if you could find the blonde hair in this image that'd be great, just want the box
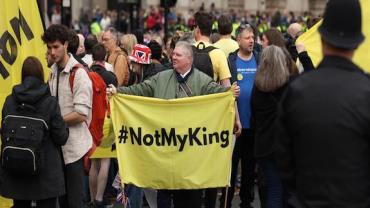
[120,34,138,56]
[255,45,290,92]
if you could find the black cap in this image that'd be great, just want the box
[318,0,365,49]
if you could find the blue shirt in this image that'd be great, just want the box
[236,54,257,128]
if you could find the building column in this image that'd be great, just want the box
[244,0,266,12]
[286,0,309,13]
[142,0,160,8]
[309,0,326,16]
[71,0,107,23]
[71,0,83,23]
[220,0,228,10]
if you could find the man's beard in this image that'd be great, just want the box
[241,47,253,54]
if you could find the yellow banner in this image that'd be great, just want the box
[297,0,370,72]
[0,196,12,208]
[110,92,235,189]
[90,116,117,158]
[0,1,46,206]
[0,0,48,121]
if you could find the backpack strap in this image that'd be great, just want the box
[196,42,207,50]
[113,53,125,68]
[69,64,90,128]
[203,45,216,53]
[195,42,217,53]
[91,61,106,70]
[90,63,105,75]
[69,63,88,94]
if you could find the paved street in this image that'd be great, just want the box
[111,186,261,208]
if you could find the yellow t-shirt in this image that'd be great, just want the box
[213,38,239,57]
[194,41,231,82]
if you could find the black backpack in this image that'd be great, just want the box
[1,103,48,176]
[192,42,216,78]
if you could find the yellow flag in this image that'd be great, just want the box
[297,0,370,72]
[0,1,47,206]
[110,92,235,189]
[0,0,48,121]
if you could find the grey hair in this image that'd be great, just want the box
[175,41,193,59]
[255,45,290,92]
[105,27,119,42]
[236,24,254,39]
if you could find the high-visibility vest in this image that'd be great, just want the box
[232,22,240,38]
[258,23,268,34]
[212,21,218,31]
[90,22,101,35]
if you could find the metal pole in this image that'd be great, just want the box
[36,0,46,29]
[164,0,169,44]
[61,0,64,25]
[224,186,229,208]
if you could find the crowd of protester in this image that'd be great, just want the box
[2,0,370,208]
[65,2,321,40]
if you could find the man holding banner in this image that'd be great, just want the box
[275,0,370,207]
[107,41,239,208]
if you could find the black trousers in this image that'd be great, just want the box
[205,188,218,208]
[157,189,202,208]
[59,158,84,208]
[220,129,256,208]
[13,197,57,208]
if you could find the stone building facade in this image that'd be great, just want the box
[144,0,326,16]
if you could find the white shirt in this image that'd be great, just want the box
[49,55,93,164]
[180,68,192,78]
[82,54,93,66]
[100,17,111,30]
[84,54,114,72]
[51,13,61,25]
[104,62,114,72]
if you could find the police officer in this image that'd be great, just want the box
[275,0,369,207]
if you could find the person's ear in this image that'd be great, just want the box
[64,41,69,51]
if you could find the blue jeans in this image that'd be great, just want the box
[258,157,285,208]
[125,184,144,208]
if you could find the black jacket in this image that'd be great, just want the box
[298,51,315,72]
[228,45,261,84]
[275,56,370,207]
[251,84,286,158]
[227,47,260,83]
[91,63,118,87]
[0,77,68,200]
